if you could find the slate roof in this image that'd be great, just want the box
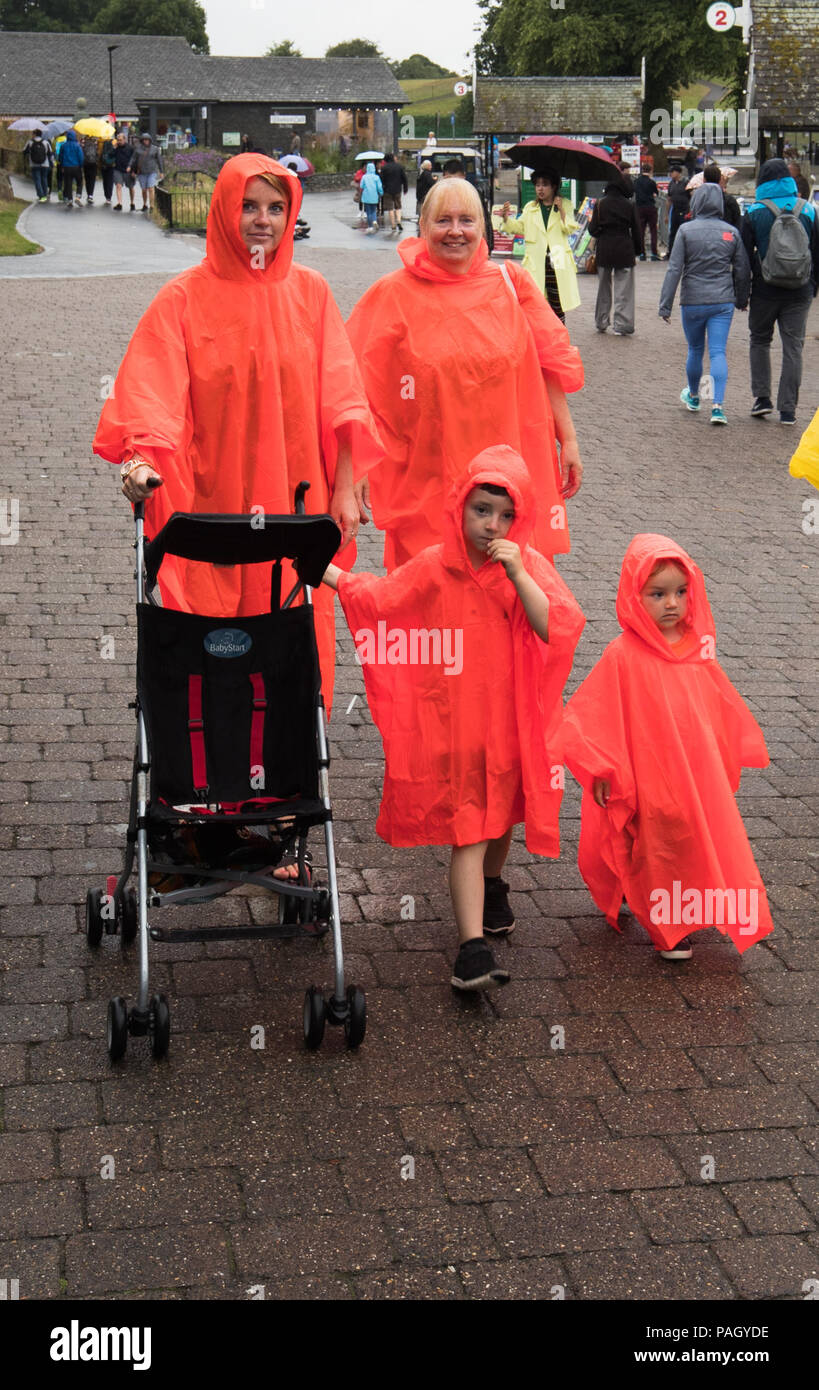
[0,32,205,116]
[750,0,819,126]
[0,32,406,118]
[473,76,643,135]
[198,57,406,106]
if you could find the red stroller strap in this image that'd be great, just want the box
[187,674,208,794]
[249,672,267,785]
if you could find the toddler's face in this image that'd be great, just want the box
[641,562,688,641]
[463,487,515,564]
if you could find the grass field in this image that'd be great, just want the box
[400,76,466,119]
[0,198,42,255]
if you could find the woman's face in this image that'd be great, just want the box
[534,177,556,204]
[239,176,289,263]
[424,199,482,273]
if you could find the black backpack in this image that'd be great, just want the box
[30,139,47,166]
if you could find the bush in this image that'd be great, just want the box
[163,147,228,183]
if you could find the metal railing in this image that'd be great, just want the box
[155,183,211,231]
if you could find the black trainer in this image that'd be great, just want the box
[751,397,773,416]
[451,938,511,991]
[483,876,515,936]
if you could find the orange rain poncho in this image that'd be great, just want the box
[346,236,584,570]
[336,447,585,851]
[93,152,383,706]
[562,534,773,953]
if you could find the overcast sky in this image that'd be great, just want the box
[202,0,481,74]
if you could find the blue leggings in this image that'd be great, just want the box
[680,303,734,404]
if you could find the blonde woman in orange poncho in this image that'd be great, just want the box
[346,177,585,571]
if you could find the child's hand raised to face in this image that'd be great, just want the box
[487,538,523,579]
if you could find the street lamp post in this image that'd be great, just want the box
[107,45,119,120]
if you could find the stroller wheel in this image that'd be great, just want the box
[149,993,171,1059]
[86,888,104,948]
[107,996,128,1061]
[120,888,138,945]
[303,987,326,1050]
[344,986,367,1050]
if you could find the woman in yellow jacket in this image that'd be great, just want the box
[502,169,581,321]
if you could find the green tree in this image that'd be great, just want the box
[0,1,98,29]
[325,38,384,59]
[92,0,209,54]
[474,0,742,121]
[265,40,302,57]
[392,53,455,79]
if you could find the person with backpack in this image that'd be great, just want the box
[100,136,117,205]
[81,134,99,204]
[742,158,819,425]
[23,129,52,201]
[57,129,85,208]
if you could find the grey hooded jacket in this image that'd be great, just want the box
[659,182,750,317]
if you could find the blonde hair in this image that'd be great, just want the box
[419,177,484,235]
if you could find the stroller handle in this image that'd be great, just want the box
[141,506,341,591]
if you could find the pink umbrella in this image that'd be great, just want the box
[687,167,737,190]
[506,136,619,181]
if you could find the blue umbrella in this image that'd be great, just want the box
[42,119,74,141]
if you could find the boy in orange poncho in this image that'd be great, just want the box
[563,534,773,960]
[93,153,383,711]
[322,446,585,990]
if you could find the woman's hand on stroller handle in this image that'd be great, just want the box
[122,463,163,504]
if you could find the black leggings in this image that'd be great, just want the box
[83,163,97,197]
[62,167,82,200]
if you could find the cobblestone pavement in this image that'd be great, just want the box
[1,212,818,1300]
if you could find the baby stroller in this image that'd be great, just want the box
[85,482,365,1060]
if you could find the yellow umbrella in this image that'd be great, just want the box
[74,118,116,140]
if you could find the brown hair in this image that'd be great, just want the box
[254,169,291,206]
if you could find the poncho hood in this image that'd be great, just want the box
[398,233,490,282]
[205,152,303,283]
[690,183,724,218]
[442,445,537,573]
[616,533,715,661]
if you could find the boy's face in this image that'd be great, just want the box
[641,562,688,642]
[462,486,515,566]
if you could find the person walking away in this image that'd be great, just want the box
[658,181,750,425]
[24,129,52,201]
[633,163,661,260]
[589,172,642,334]
[360,160,382,235]
[500,168,581,322]
[741,157,819,425]
[702,163,741,230]
[787,160,811,201]
[100,136,116,205]
[563,533,773,963]
[415,159,435,220]
[57,130,84,208]
[666,166,690,257]
[322,447,584,990]
[380,152,408,235]
[132,133,163,213]
[81,134,99,204]
[112,132,136,211]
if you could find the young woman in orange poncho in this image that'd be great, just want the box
[322,446,585,991]
[346,178,585,571]
[563,534,774,961]
[93,153,383,710]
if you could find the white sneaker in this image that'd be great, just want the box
[658,937,693,961]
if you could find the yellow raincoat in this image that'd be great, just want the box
[501,199,581,313]
[789,407,819,492]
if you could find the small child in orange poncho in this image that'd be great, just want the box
[562,534,773,960]
[322,446,585,990]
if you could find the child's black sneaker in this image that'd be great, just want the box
[451,938,511,991]
[482,875,516,935]
[658,937,693,961]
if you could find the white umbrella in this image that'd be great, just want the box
[8,117,50,131]
[355,150,384,162]
[687,167,737,190]
[281,153,310,174]
[42,119,74,141]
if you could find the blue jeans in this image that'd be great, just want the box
[680,302,734,404]
[32,164,49,197]
[363,202,378,228]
